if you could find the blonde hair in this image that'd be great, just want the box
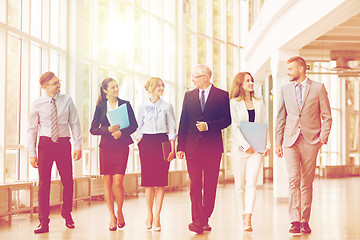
[288,56,307,73]
[229,72,257,100]
[144,77,163,94]
[39,71,55,86]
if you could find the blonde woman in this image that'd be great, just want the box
[135,77,177,231]
[229,72,270,232]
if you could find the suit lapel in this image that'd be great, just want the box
[288,83,300,113]
[193,88,202,112]
[300,79,311,112]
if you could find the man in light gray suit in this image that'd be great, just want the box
[275,56,332,235]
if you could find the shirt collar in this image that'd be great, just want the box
[44,93,59,102]
[199,84,212,95]
[145,97,163,106]
[294,77,308,87]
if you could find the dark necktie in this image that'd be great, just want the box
[200,90,205,112]
[50,98,58,143]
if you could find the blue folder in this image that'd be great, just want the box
[106,103,130,130]
[240,121,267,153]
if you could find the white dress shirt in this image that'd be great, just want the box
[135,98,177,141]
[28,93,82,157]
[198,84,212,104]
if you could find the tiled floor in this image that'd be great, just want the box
[0,177,359,239]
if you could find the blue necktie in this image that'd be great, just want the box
[200,90,205,112]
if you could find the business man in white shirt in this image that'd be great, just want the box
[28,71,82,234]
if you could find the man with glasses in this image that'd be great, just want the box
[28,71,82,233]
[177,64,231,234]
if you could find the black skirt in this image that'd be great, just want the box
[99,145,129,175]
[138,133,170,187]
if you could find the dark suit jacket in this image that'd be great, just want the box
[177,85,231,155]
[90,98,138,148]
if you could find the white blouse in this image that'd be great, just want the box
[135,98,177,141]
[230,98,271,151]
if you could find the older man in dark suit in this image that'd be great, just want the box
[177,64,231,234]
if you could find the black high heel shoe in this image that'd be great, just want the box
[109,217,117,231]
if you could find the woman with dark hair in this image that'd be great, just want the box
[90,78,137,231]
[135,77,177,231]
[229,72,270,232]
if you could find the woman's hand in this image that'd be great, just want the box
[167,151,176,162]
[262,148,270,157]
[108,124,120,133]
[111,130,122,139]
[245,146,255,154]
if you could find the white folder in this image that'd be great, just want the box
[240,121,267,153]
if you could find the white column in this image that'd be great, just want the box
[67,0,84,178]
[271,49,298,201]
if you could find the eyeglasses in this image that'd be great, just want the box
[192,75,205,79]
[46,80,62,86]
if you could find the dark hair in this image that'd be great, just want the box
[96,78,116,105]
[287,56,307,73]
[229,72,256,100]
[39,71,55,86]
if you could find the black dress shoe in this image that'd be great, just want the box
[203,224,212,231]
[34,224,49,234]
[301,222,312,233]
[289,221,301,235]
[188,223,204,234]
[61,212,75,229]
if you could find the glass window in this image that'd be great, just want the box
[83,0,90,57]
[198,36,208,65]
[227,45,235,90]
[29,44,42,103]
[5,150,17,182]
[50,0,60,46]
[31,0,42,39]
[135,10,147,73]
[150,16,162,77]
[150,0,162,17]
[83,63,90,148]
[50,50,59,76]
[213,41,221,87]
[117,72,129,101]
[186,33,192,88]
[198,0,209,36]
[163,23,172,81]
[98,0,109,63]
[6,35,20,145]
[0,0,6,23]
[8,0,20,29]
[227,0,235,43]
[213,0,222,40]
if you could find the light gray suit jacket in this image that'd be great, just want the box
[275,79,332,148]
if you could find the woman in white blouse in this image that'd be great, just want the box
[229,72,270,232]
[135,77,177,231]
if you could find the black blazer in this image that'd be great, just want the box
[90,98,138,148]
[177,85,231,155]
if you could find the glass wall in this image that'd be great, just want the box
[0,0,67,182]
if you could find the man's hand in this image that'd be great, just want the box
[262,148,270,157]
[196,121,207,132]
[111,130,122,139]
[275,146,283,158]
[177,151,185,159]
[73,150,82,161]
[30,157,38,168]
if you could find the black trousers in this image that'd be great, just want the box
[37,137,73,225]
[186,151,222,227]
